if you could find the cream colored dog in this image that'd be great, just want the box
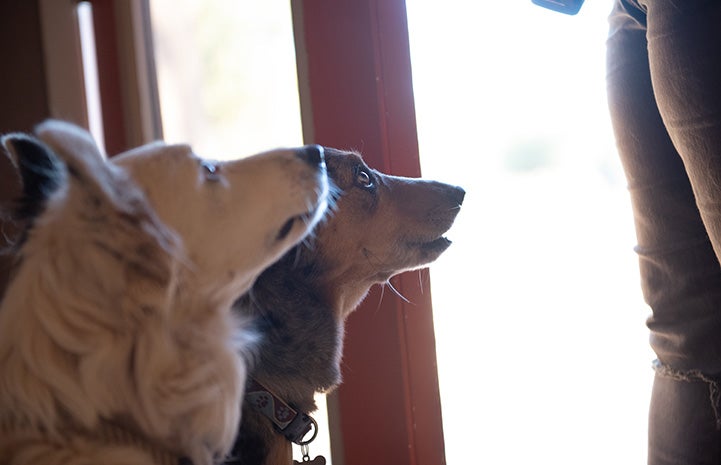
[0,121,329,465]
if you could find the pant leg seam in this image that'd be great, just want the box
[654,359,721,429]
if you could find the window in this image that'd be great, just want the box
[407,2,653,464]
[150,0,303,158]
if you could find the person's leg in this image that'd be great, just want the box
[647,0,721,266]
[649,363,721,465]
[607,0,721,463]
[607,0,721,373]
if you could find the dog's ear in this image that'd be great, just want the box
[34,120,103,158]
[34,120,183,290]
[1,133,65,221]
[33,120,107,184]
[32,120,133,217]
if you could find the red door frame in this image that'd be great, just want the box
[292,2,446,464]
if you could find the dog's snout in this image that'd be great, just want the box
[296,145,325,167]
[452,186,466,206]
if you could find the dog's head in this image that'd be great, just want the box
[230,148,463,460]
[288,148,464,317]
[111,136,329,305]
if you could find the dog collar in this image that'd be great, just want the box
[245,378,318,445]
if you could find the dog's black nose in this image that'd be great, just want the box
[443,185,466,206]
[453,186,466,205]
[296,145,325,167]
[456,186,466,205]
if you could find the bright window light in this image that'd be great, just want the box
[407,2,653,464]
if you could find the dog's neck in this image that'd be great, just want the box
[325,278,377,321]
[232,255,380,465]
[239,274,343,413]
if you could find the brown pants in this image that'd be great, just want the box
[607,0,721,463]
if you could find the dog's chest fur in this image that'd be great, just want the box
[231,257,343,465]
[237,259,343,412]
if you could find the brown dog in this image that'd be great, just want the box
[228,148,464,465]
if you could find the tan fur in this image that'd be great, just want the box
[0,121,329,465]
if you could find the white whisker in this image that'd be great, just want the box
[375,284,385,314]
[386,279,412,304]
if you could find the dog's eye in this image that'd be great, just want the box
[355,168,374,189]
[201,160,221,182]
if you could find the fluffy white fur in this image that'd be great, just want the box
[0,121,328,465]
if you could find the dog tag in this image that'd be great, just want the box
[293,455,326,465]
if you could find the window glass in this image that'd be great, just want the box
[150,0,302,159]
[407,2,653,464]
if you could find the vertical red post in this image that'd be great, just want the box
[293,1,446,464]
